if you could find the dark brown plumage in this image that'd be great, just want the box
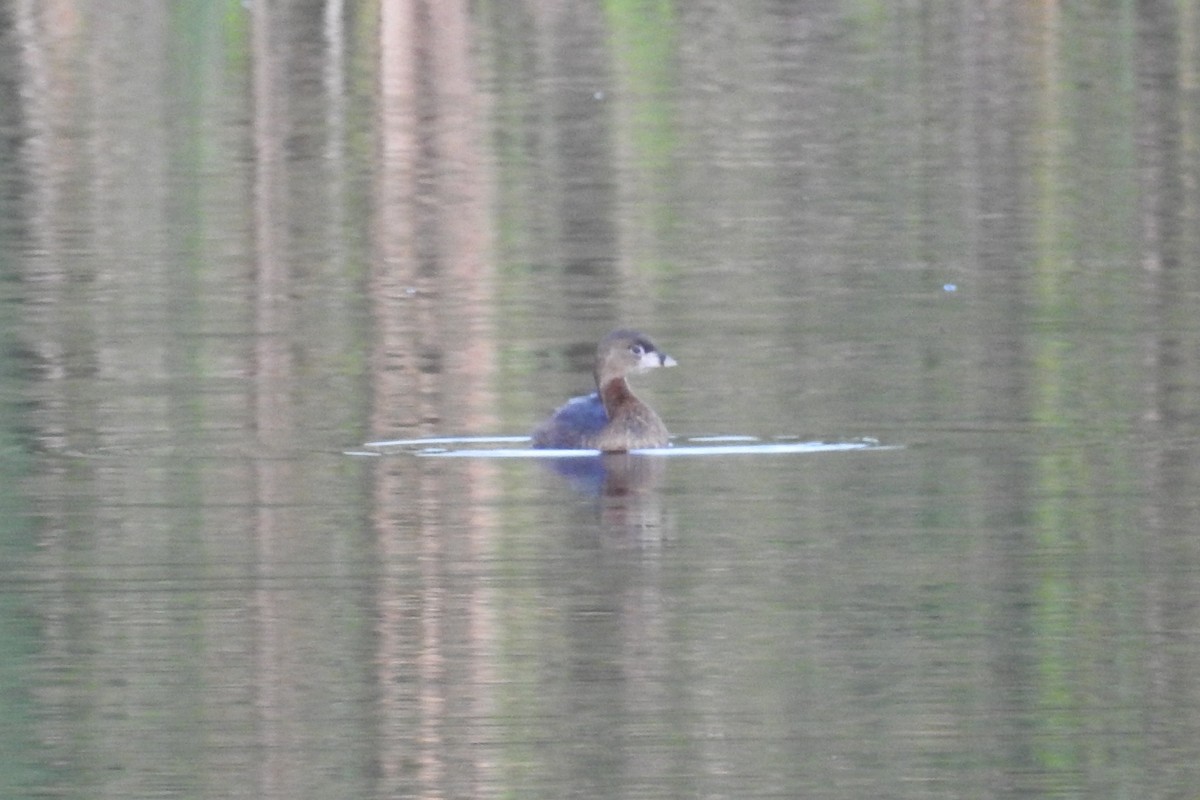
[531,329,677,451]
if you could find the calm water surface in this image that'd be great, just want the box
[2,2,1200,798]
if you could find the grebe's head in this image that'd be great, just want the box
[593,329,676,385]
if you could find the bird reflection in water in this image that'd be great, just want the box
[540,452,671,545]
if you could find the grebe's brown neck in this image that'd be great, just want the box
[597,375,638,418]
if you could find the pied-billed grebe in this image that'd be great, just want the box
[531,329,677,451]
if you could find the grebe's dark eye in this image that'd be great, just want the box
[629,343,645,356]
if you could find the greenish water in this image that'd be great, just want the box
[2,1,1199,798]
